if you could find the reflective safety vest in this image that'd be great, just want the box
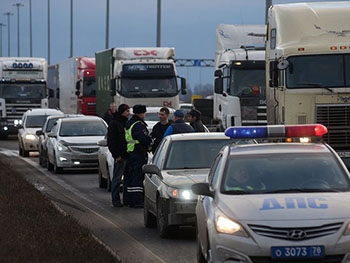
[125,121,140,153]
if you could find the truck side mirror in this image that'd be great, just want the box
[214,77,223,94]
[75,81,81,96]
[269,60,279,87]
[214,69,223,77]
[110,79,116,96]
[180,77,187,95]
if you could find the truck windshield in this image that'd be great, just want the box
[229,68,266,98]
[286,54,350,89]
[0,83,46,99]
[120,77,178,98]
[83,78,96,97]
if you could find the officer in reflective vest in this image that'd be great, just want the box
[124,104,152,208]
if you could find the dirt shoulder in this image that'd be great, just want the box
[0,156,120,263]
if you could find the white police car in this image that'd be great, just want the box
[192,124,350,263]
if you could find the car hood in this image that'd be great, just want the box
[217,192,350,221]
[161,169,210,188]
[59,136,106,145]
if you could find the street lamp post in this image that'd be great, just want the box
[70,0,73,57]
[106,0,109,49]
[156,0,161,47]
[4,12,13,56]
[13,3,24,57]
[48,0,50,64]
[0,23,6,57]
[29,0,32,57]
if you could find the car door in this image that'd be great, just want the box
[144,137,170,213]
[46,122,59,164]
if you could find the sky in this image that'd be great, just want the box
[0,0,343,87]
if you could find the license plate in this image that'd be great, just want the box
[271,246,325,259]
[337,151,350,158]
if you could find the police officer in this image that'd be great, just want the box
[125,104,152,208]
[163,109,194,137]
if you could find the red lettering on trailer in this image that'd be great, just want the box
[163,101,172,107]
[134,50,158,56]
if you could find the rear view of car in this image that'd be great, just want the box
[46,116,107,173]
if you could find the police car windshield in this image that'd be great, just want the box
[221,153,350,194]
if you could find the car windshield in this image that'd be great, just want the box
[26,115,49,128]
[221,152,350,194]
[59,121,107,137]
[164,139,232,169]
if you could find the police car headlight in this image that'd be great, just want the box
[215,214,249,237]
[167,187,196,200]
[24,133,37,141]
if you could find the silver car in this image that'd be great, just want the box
[192,125,350,263]
[46,116,107,173]
[142,132,255,238]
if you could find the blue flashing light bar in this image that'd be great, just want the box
[225,124,328,139]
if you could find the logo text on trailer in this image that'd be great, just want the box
[134,50,158,56]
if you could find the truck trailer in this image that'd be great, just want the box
[213,24,267,130]
[95,47,186,116]
[0,57,49,138]
[266,2,350,168]
[48,57,96,115]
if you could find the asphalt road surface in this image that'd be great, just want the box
[0,137,196,263]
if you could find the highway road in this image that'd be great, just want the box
[0,137,196,263]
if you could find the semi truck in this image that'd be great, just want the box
[95,47,186,116]
[266,2,350,168]
[48,57,96,115]
[0,57,49,138]
[213,24,267,131]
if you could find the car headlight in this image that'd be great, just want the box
[24,133,37,141]
[167,187,196,200]
[215,214,249,237]
[57,141,70,152]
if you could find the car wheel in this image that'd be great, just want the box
[196,230,207,263]
[107,176,112,192]
[23,150,29,157]
[39,149,44,166]
[52,153,63,174]
[157,196,177,238]
[144,197,157,228]
[18,143,23,157]
[47,157,54,171]
[98,167,107,188]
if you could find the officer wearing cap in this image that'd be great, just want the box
[125,104,152,208]
[163,109,194,137]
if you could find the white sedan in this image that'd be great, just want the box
[46,116,107,174]
[192,124,350,263]
[142,132,255,238]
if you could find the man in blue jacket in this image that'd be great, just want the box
[163,109,194,137]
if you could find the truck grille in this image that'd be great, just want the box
[316,105,350,149]
[6,103,42,125]
[241,105,267,126]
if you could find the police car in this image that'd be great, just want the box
[192,124,350,263]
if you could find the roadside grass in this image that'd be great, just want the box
[0,158,119,263]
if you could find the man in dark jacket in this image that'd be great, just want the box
[125,104,153,208]
[107,104,130,207]
[163,109,194,137]
[150,107,172,153]
[187,108,206,132]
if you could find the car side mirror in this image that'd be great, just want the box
[191,182,214,198]
[36,130,43,136]
[142,164,163,179]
